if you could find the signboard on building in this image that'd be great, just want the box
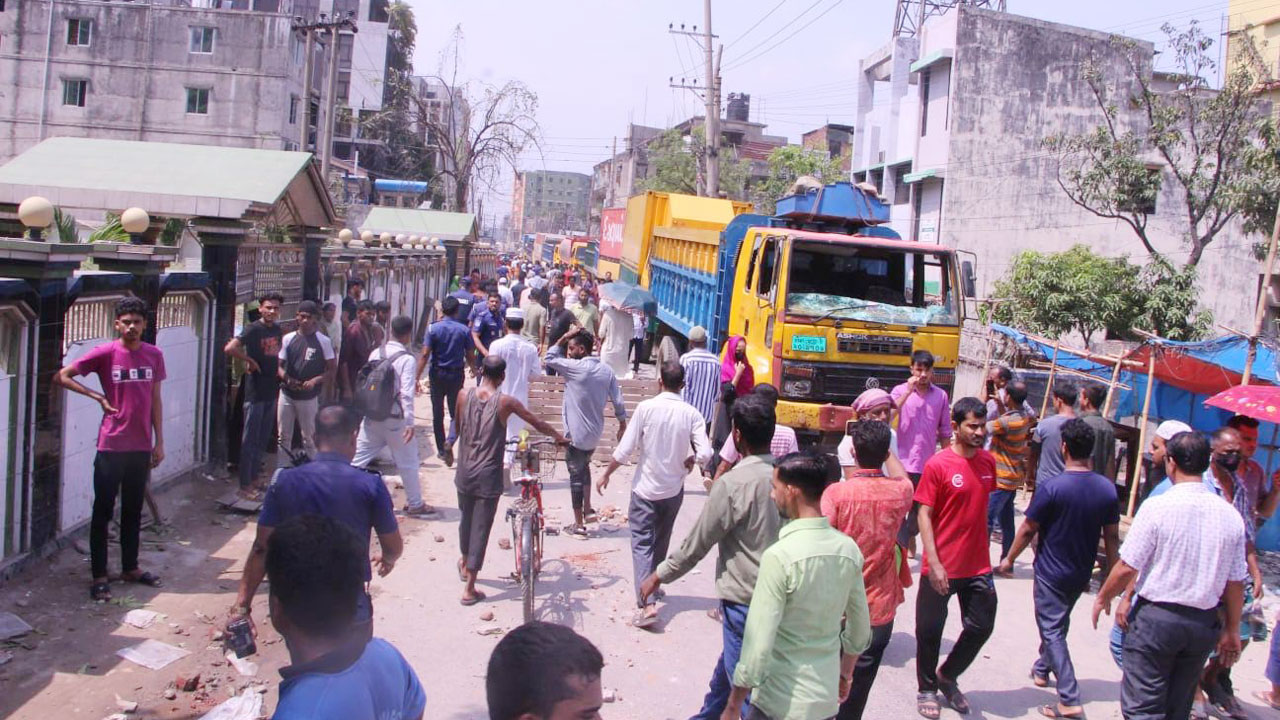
[600,208,625,260]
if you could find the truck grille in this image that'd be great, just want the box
[836,333,914,356]
[782,361,955,406]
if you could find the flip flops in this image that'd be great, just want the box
[123,571,162,588]
[90,582,111,602]
[1038,705,1084,719]
[460,590,486,606]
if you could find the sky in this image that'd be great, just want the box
[405,0,1251,227]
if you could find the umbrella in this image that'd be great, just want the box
[598,281,657,315]
[1204,385,1280,424]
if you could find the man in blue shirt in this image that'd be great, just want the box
[267,514,425,720]
[229,406,402,639]
[450,277,477,320]
[998,419,1119,719]
[417,296,475,467]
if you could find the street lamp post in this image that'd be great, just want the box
[121,207,150,245]
[18,196,54,242]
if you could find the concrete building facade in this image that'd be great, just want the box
[802,123,854,171]
[852,6,1260,358]
[512,170,590,235]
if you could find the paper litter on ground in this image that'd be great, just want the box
[225,651,259,677]
[199,689,263,720]
[0,611,32,640]
[122,609,160,629]
[115,639,190,670]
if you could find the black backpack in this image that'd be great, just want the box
[354,350,410,421]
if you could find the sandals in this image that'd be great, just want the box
[631,608,659,630]
[460,590,486,606]
[938,677,971,715]
[123,571,162,588]
[917,692,941,719]
[1253,690,1280,711]
[90,582,112,602]
[1038,705,1084,719]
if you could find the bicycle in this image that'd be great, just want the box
[505,432,560,623]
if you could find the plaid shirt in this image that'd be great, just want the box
[1120,482,1248,610]
[1203,468,1256,545]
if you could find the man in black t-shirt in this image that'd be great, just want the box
[224,292,285,497]
[276,300,336,468]
[341,278,364,325]
[544,291,576,375]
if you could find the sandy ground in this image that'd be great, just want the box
[3,392,1280,719]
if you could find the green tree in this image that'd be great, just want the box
[751,145,845,214]
[360,2,436,181]
[991,245,1211,343]
[637,128,749,200]
[1044,22,1280,266]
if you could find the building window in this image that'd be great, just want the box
[369,0,389,23]
[190,27,215,54]
[185,87,210,115]
[67,18,92,47]
[920,68,931,137]
[289,96,298,124]
[62,79,87,107]
[893,165,912,205]
[1118,167,1161,214]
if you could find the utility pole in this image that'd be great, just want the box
[669,12,721,197]
[297,26,315,150]
[608,136,617,207]
[291,12,357,181]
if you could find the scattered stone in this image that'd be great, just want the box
[122,609,160,629]
[475,625,503,636]
[0,650,13,666]
[15,598,30,608]
[428,556,437,562]
[163,689,177,700]
[0,611,33,640]
[498,538,511,550]
[177,673,201,692]
[433,534,445,543]
[479,611,494,622]
[73,539,90,555]
[603,689,618,703]
[103,714,128,720]
[115,695,138,713]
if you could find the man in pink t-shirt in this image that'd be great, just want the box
[56,297,166,603]
[890,350,952,550]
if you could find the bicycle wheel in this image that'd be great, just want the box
[520,513,536,623]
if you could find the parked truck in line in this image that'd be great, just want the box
[623,182,972,443]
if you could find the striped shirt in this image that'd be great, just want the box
[721,425,799,464]
[988,410,1033,490]
[680,348,722,424]
[1121,482,1247,610]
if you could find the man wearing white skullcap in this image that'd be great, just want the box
[488,307,541,484]
[1144,420,1195,499]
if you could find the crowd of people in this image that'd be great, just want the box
[56,256,1280,719]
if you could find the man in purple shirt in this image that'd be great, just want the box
[890,350,952,550]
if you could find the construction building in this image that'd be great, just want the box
[511,170,591,235]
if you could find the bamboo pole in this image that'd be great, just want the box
[1101,358,1124,419]
[1243,196,1280,385]
[1027,360,1131,390]
[979,324,997,405]
[1127,347,1159,518]
[1039,341,1061,419]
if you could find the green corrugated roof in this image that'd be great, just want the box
[0,137,312,204]
[361,207,477,239]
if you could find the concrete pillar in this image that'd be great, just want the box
[302,228,328,302]
[192,219,249,467]
[89,243,180,345]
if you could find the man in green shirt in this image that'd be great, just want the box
[640,394,782,719]
[1077,382,1116,479]
[726,451,872,720]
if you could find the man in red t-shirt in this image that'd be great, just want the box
[914,396,998,719]
[55,297,166,603]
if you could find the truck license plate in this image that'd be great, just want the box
[791,335,827,353]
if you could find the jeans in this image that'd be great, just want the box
[838,620,894,720]
[240,398,277,489]
[352,416,424,507]
[693,600,751,720]
[457,491,500,572]
[1121,599,1220,720]
[90,451,150,579]
[916,573,998,692]
[628,491,684,608]
[1032,576,1084,706]
[896,473,923,546]
[566,445,594,516]
[987,488,1016,559]
[1267,619,1280,686]
[276,394,318,468]
[429,371,464,454]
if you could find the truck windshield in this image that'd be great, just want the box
[785,242,959,327]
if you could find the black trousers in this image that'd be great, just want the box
[429,371,464,455]
[896,473,923,546]
[91,451,151,579]
[838,620,895,720]
[916,573,998,692]
[630,337,644,371]
[457,491,500,573]
[1121,599,1220,720]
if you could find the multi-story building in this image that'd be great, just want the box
[802,123,854,171]
[0,0,388,168]
[851,5,1259,350]
[411,76,469,209]
[589,123,664,225]
[511,170,590,235]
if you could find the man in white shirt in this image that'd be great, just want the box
[351,316,433,517]
[1094,430,1247,720]
[598,361,712,629]
[276,300,336,467]
[487,308,542,486]
[496,276,514,307]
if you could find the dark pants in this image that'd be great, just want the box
[1033,576,1084,706]
[693,600,751,720]
[896,472,923,546]
[838,620,895,720]
[1121,599,1220,720]
[239,397,277,489]
[629,490,683,607]
[987,489,1016,559]
[916,573,998,692]
[457,491,499,573]
[429,371,464,454]
[566,445,594,516]
[630,337,644,372]
[91,451,151,579]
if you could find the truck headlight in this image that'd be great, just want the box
[783,379,812,396]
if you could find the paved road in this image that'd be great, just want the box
[3,391,1278,719]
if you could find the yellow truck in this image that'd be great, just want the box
[625,182,971,442]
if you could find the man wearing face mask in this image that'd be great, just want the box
[1197,427,1264,720]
